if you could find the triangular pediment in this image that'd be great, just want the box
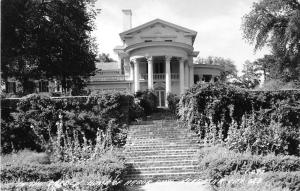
[120,19,197,40]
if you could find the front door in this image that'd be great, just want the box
[155,90,165,107]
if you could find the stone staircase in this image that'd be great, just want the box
[123,118,204,181]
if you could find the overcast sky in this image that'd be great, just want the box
[92,0,269,72]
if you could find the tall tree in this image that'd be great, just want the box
[196,56,238,81]
[242,0,300,81]
[98,53,115,62]
[1,0,98,94]
[233,60,262,89]
[253,54,278,81]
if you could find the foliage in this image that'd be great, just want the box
[242,0,300,81]
[233,60,261,89]
[196,56,238,81]
[1,0,98,94]
[226,107,300,155]
[167,93,180,114]
[2,150,50,166]
[218,171,299,191]
[135,90,158,116]
[1,92,138,153]
[257,79,300,90]
[198,145,300,185]
[253,55,279,81]
[1,149,126,185]
[98,53,116,62]
[179,83,300,155]
[263,171,300,191]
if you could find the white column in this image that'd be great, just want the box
[147,56,153,90]
[179,58,185,94]
[165,56,171,107]
[189,66,194,87]
[184,62,189,88]
[125,57,133,80]
[133,59,140,92]
[130,62,134,80]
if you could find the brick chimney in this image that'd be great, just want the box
[122,9,132,31]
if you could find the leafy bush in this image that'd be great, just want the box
[179,82,300,155]
[167,93,180,114]
[1,149,125,183]
[263,171,300,191]
[135,90,158,116]
[1,92,138,153]
[2,150,50,166]
[227,106,300,155]
[218,171,299,191]
[198,146,300,185]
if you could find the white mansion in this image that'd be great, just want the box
[4,10,223,107]
[88,10,224,107]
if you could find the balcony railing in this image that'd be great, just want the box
[91,75,126,81]
[140,73,179,81]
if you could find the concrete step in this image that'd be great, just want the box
[124,172,205,181]
[126,160,199,168]
[124,150,198,157]
[127,165,201,173]
[124,145,201,150]
[126,154,197,162]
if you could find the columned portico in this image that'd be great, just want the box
[147,56,153,90]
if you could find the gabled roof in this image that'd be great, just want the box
[120,18,197,41]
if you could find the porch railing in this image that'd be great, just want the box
[91,75,126,81]
[140,73,179,81]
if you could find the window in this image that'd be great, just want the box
[39,80,49,92]
[165,40,172,42]
[144,40,152,42]
[6,82,16,93]
[202,75,212,82]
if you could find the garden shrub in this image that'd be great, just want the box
[1,150,50,165]
[1,91,138,153]
[167,93,180,114]
[198,146,300,185]
[179,82,300,155]
[1,149,125,183]
[218,171,299,191]
[227,105,300,155]
[135,90,158,116]
[263,171,300,191]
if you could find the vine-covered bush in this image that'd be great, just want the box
[227,103,300,155]
[179,82,300,155]
[1,92,140,153]
[167,93,180,114]
[135,90,158,116]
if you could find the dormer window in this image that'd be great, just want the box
[165,40,172,42]
[144,40,152,42]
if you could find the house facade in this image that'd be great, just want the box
[88,10,224,107]
[3,10,224,107]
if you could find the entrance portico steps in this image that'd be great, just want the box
[123,116,204,181]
